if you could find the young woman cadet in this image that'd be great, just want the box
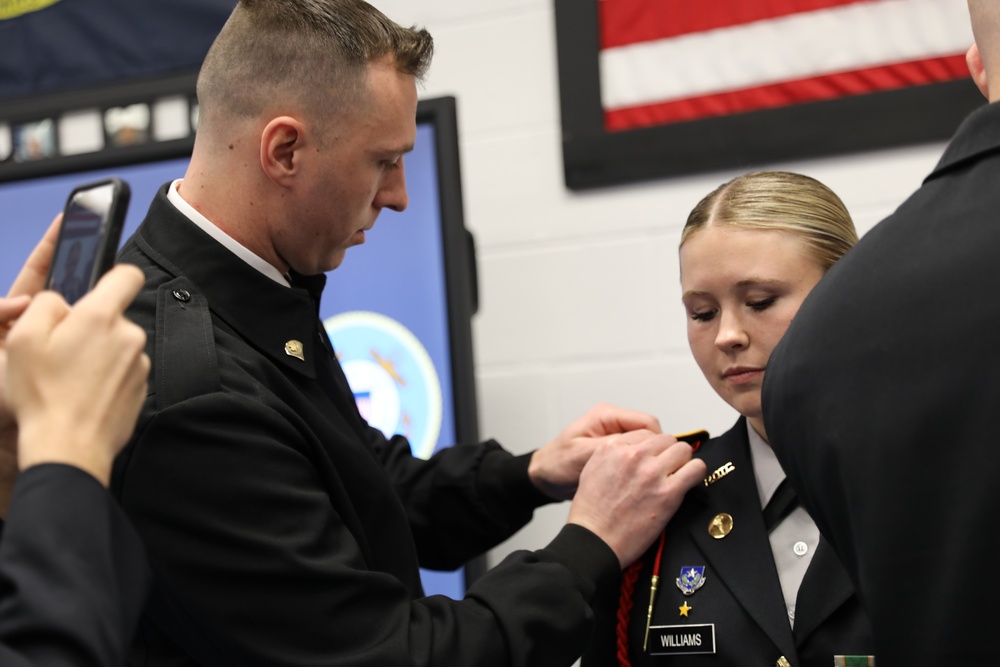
[583,171,874,667]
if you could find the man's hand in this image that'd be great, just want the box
[528,403,662,500]
[567,432,707,568]
[6,213,61,302]
[0,297,32,428]
[6,265,149,487]
[0,214,61,516]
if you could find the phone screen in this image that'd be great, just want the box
[48,180,125,304]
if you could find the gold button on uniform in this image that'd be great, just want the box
[708,513,733,539]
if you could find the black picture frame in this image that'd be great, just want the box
[554,0,986,191]
[0,72,201,183]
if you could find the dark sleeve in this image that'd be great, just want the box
[372,427,555,569]
[0,464,150,667]
[117,392,619,667]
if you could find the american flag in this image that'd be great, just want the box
[599,0,974,132]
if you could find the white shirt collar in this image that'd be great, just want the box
[746,420,787,510]
[166,179,290,287]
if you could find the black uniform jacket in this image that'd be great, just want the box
[0,464,150,667]
[764,100,1000,665]
[111,186,620,667]
[583,420,873,667]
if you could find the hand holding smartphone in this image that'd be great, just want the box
[45,178,130,305]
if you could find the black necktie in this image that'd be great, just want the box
[762,479,799,533]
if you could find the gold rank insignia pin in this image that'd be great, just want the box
[679,601,691,617]
[704,461,735,486]
[285,340,305,361]
[708,513,733,539]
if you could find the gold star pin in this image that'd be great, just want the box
[679,601,692,617]
[284,340,305,361]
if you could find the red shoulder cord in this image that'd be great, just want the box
[615,531,666,667]
[614,433,704,667]
[615,559,643,667]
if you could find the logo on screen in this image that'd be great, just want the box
[324,311,442,459]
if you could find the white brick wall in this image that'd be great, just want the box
[369,0,950,578]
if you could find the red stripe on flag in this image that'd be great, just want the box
[600,0,872,50]
[603,54,970,132]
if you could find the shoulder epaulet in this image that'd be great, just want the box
[674,429,710,453]
[154,277,220,409]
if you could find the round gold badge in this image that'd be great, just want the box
[708,513,733,539]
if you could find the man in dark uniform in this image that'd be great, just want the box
[0,218,152,666]
[110,2,708,666]
[763,2,999,664]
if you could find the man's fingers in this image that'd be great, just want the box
[604,428,665,448]
[666,456,709,490]
[570,436,705,567]
[7,292,71,344]
[79,265,145,314]
[587,403,663,435]
[7,214,61,299]
[656,439,696,471]
[0,296,31,329]
[652,441,708,488]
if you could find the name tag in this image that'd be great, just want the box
[647,624,716,655]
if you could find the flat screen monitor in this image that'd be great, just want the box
[0,94,479,599]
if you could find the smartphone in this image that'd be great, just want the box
[45,178,130,305]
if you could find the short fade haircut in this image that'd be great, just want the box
[196,0,433,125]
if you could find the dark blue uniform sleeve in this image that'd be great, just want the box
[0,464,150,667]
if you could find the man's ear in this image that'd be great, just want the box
[260,116,306,186]
[967,43,990,100]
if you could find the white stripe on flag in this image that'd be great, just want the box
[599,0,973,111]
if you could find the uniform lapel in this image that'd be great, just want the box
[290,272,374,447]
[134,196,376,457]
[688,421,798,660]
[791,536,855,644]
